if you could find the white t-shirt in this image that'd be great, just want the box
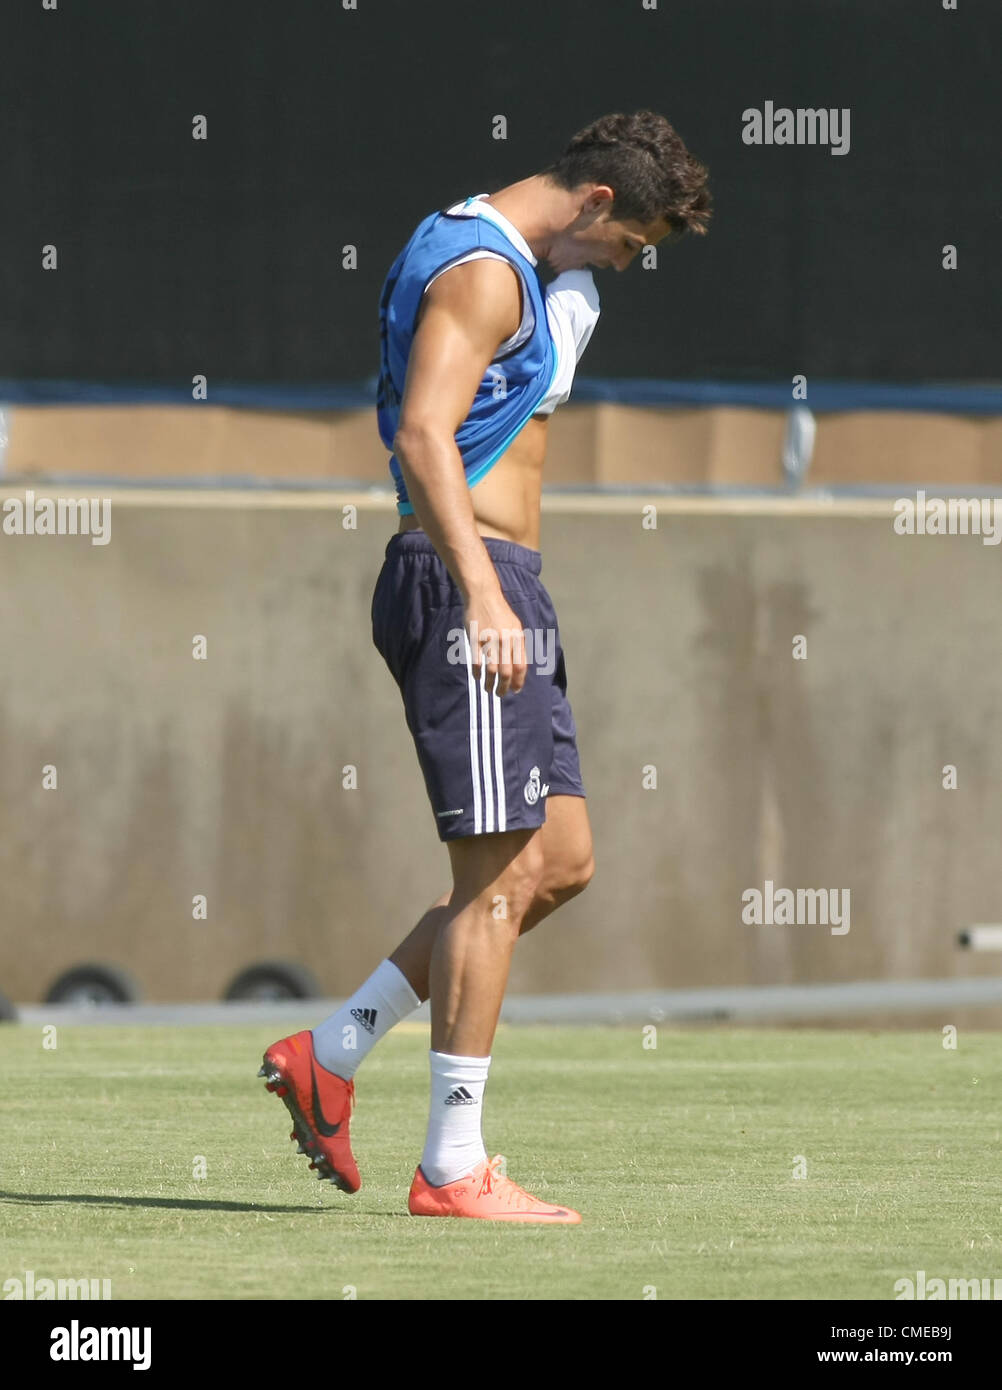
[424,195,600,417]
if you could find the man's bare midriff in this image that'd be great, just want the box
[397,414,548,552]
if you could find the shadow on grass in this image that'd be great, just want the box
[0,1190,407,1217]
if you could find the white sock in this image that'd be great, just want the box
[420,1051,491,1186]
[311,959,420,1080]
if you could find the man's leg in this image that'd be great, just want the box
[308,798,593,1084]
[385,895,451,1005]
[261,537,587,1212]
[430,827,542,1054]
[409,822,580,1219]
[310,955,422,1079]
[388,795,594,1001]
[516,795,594,936]
[413,827,539,1190]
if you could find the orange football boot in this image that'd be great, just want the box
[258,1030,360,1193]
[408,1155,581,1223]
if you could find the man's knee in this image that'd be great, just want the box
[539,846,595,911]
[498,840,547,925]
[451,831,545,932]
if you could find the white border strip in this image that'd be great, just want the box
[0,486,903,519]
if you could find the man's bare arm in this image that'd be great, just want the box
[392,257,528,694]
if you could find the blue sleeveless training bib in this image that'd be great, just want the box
[376,200,557,515]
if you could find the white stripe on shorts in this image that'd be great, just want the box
[464,632,483,835]
[479,674,494,833]
[464,631,506,834]
[492,686,506,831]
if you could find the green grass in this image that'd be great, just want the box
[0,1024,999,1300]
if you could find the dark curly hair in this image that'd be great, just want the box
[541,110,712,237]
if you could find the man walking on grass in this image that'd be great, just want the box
[260,110,711,1221]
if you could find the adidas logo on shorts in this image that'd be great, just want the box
[444,1086,477,1106]
[350,1007,378,1035]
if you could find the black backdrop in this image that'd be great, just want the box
[4,0,1001,387]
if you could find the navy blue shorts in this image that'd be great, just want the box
[371,531,585,841]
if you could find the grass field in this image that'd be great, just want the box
[1,1023,998,1300]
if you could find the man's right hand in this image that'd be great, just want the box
[464,588,527,697]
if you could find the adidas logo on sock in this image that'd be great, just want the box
[350,1007,378,1035]
[444,1086,477,1106]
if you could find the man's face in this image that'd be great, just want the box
[545,187,674,274]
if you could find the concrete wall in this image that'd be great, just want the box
[1,489,1000,1003]
[8,404,1002,488]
